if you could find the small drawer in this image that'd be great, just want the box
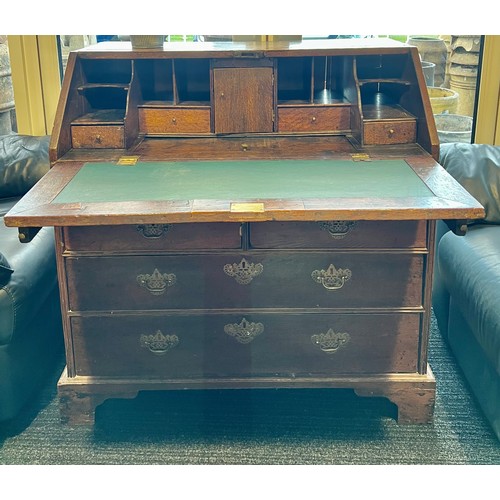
[63,223,242,252]
[69,312,420,378]
[65,252,424,311]
[139,107,211,134]
[278,106,351,133]
[71,125,125,148]
[249,220,427,249]
[363,120,416,145]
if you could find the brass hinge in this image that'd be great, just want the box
[117,156,140,165]
[351,153,371,162]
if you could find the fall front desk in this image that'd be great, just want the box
[4,39,484,425]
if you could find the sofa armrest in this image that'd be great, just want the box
[0,135,50,199]
[439,143,500,224]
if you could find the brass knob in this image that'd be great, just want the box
[94,135,102,144]
[172,117,177,124]
[311,116,316,122]
[220,92,225,98]
[241,143,249,151]
[388,129,395,137]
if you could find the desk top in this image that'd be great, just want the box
[53,160,433,204]
[4,156,484,227]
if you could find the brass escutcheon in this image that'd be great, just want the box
[137,268,177,295]
[224,318,264,344]
[317,220,356,239]
[140,330,179,355]
[311,264,352,290]
[224,258,263,285]
[136,224,171,239]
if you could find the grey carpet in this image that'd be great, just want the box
[1,314,499,465]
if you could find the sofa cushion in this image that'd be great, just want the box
[0,134,50,199]
[439,143,500,224]
[438,224,500,374]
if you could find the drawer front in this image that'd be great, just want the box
[278,106,351,132]
[63,223,242,252]
[71,125,125,148]
[138,107,211,134]
[70,312,420,377]
[250,220,427,249]
[65,252,424,311]
[363,120,416,145]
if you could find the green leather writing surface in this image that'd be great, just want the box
[53,160,434,204]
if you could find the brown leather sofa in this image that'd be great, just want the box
[0,134,63,421]
[433,142,500,441]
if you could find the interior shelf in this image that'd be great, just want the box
[77,83,130,92]
[358,79,412,86]
[139,100,211,108]
[362,104,416,121]
[72,109,125,125]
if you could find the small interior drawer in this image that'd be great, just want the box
[139,107,211,134]
[71,125,125,148]
[278,106,351,133]
[363,119,416,145]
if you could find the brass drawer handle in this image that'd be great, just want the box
[136,224,171,239]
[317,220,356,239]
[311,329,350,353]
[140,330,179,355]
[224,257,263,285]
[311,264,352,290]
[224,318,264,344]
[94,134,102,144]
[137,268,177,295]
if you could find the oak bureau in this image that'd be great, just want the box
[4,38,484,425]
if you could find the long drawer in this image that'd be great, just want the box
[70,312,421,377]
[64,252,424,311]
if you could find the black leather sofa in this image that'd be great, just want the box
[0,134,63,421]
[433,142,500,441]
